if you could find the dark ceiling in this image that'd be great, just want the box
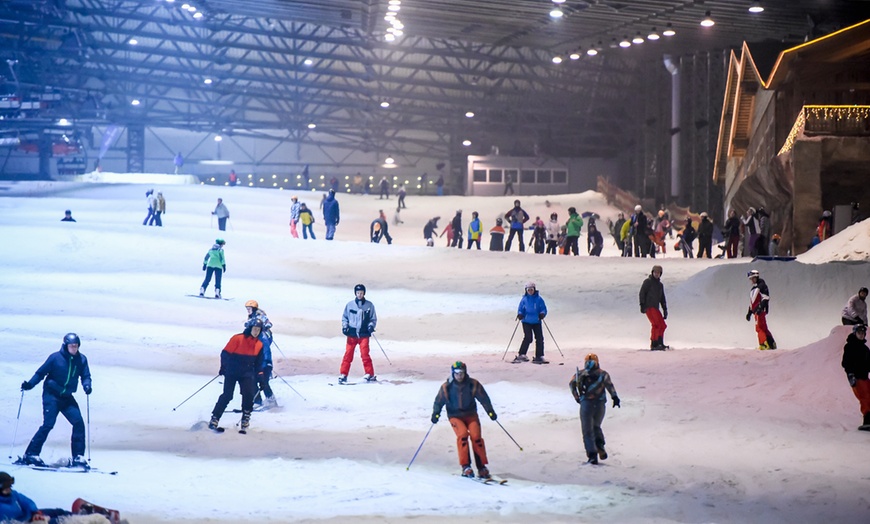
[1,0,869,162]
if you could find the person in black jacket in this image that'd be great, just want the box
[723,210,741,258]
[431,361,497,479]
[570,353,620,464]
[639,265,668,350]
[677,218,695,258]
[450,210,463,248]
[842,324,870,431]
[18,333,92,468]
[423,216,440,247]
[696,212,714,258]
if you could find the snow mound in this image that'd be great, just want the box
[799,218,870,263]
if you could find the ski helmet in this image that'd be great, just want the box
[354,284,366,294]
[747,269,760,279]
[451,361,467,374]
[63,333,80,348]
[245,318,264,331]
[245,300,259,309]
[215,238,226,245]
[854,324,867,335]
[859,287,868,295]
[584,353,599,366]
[496,218,503,225]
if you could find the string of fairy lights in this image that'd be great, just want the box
[779,105,870,155]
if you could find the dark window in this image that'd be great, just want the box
[521,169,536,183]
[553,170,568,184]
[489,169,503,182]
[537,170,551,184]
[505,169,518,183]
[473,169,487,182]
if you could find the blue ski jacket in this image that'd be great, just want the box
[0,490,38,522]
[517,291,548,325]
[24,346,92,397]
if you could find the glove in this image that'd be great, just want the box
[219,367,225,376]
[222,265,226,272]
[574,397,581,405]
[847,373,857,387]
[21,381,33,391]
[84,385,92,395]
[662,309,668,320]
[488,412,497,421]
[202,264,207,271]
[746,309,752,322]
[368,324,375,334]
[431,413,440,424]
[538,313,546,320]
[342,326,351,336]
[516,314,524,320]
[612,397,621,408]
[640,306,646,314]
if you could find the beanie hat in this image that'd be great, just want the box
[0,472,13,490]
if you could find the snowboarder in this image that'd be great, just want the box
[212,197,230,231]
[322,189,340,240]
[423,216,440,247]
[489,218,505,251]
[17,333,92,468]
[512,282,549,364]
[289,196,301,238]
[639,265,668,350]
[200,238,226,298]
[431,361,498,479]
[339,284,378,384]
[842,324,870,431]
[746,269,776,350]
[504,200,529,252]
[467,211,482,250]
[587,223,603,256]
[246,300,276,408]
[569,353,621,464]
[841,287,868,326]
[209,319,265,433]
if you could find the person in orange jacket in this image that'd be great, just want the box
[209,319,264,433]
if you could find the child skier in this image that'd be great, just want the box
[245,300,276,408]
[200,238,226,298]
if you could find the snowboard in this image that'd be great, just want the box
[72,497,121,524]
[186,294,233,301]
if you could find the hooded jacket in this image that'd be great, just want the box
[220,330,264,378]
[24,345,92,397]
[842,294,868,325]
[518,290,547,325]
[0,489,38,522]
[842,333,870,381]
[203,244,226,269]
[639,273,667,313]
[322,193,340,225]
[433,374,494,419]
[570,365,618,403]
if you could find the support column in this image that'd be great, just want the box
[127,124,145,173]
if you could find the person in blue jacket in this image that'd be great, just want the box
[322,188,340,240]
[0,471,73,522]
[512,282,549,364]
[18,333,92,468]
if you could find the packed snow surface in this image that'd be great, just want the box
[1,180,869,523]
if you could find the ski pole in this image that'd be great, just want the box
[172,374,220,411]
[272,372,306,401]
[86,394,91,463]
[501,319,520,361]
[372,334,393,365]
[8,390,24,459]
[270,338,289,360]
[495,419,523,451]
[542,319,565,358]
[406,422,435,470]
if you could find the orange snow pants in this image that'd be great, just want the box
[852,379,870,415]
[340,336,374,376]
[449,414,488,468]
[645,307,667,341]
[754,312,773,346]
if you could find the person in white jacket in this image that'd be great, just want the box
[842,287,869,326]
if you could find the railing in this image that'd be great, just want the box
[779,105,870,155]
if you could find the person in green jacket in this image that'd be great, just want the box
[200,238,226,298]
[564,207,583,256]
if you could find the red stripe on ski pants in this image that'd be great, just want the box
[645,307,667,341]
[340,336,373,376]
[449,414,488,468]
[754,312,772,346]
[289,219,299,238]
[852,379,870,416]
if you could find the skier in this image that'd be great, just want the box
[489,217,505,251]
[339,284,378,384]
[209,319,265,433]
[546,213,560,254]
[841,287,868,326]
[322,189,340,240]
[842,324,870,431]
[17,333,92,468]
[61,210,76,222]
[512,282,549,364]
[569,353,621,464]
[503,200,529,252]
[299,203,316,239]
[200,238,226,298]
[378,176,390,199]
[466,211,482,250]
[246,300,276,408]
[677,218,695,258]
[211,197,230,232]
[587,223,603,256]
[423,216,440,247]
[431,361,497,479]
[370,211,392,244]
[142,189,155,226]
[639,265,668,350]
[450,210,463,248]
[746,269,776,350]
[529,217,546,254]
[564,207,583,256]
[289,195,301,238]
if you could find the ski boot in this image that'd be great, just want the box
[477,467,491,479]
[337,375,348,384]
[511,354,529,363]
[597,445,608,460]
[215,288,221,299]
[757,341,771,351]
[17,454,46,467]
[586,453,599,465]
[208,415,224,433]
[70,455,90,469]
[461,465,475,478]
[860,412,870,431]
[240,411,251,432]
[532,356,549,364]
[264,395,278,408]
[363,374,377,383]
[199,287,205,297]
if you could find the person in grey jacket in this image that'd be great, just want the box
[212,198,230,231]
[639,265,668,350]
[842,287,869,326]
[339,284,378,384]
[570,353,620,465]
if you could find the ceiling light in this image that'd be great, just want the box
[383,156,396,168]
[569,52,580,60]
[663,23,676,36]
[58,118,71,126]
[551,0,566,4]
[303,58,313,66]
[380,101,390,108]
[648,28,660,40]
[307,123,316,129]
[586,47,598,56]
[632,32,644,44]
[214,135,222,142]
[187,5,196,12]
[193,12,203,19]
[384,33,396,42]
[748,1,764,13]
[385,14,396,21]
[130,99,140,106]
[700,11,715,27]
[465,111,475,118]
[619,36,631,48]
[203,78,212,84]
[388,5,400,11]
[551,55,563,64]
[181,3,190,9]
[389,0,401,4]
[549,8,563,19]
[462,140,472,146]
[128,38,138,45]
[393,30,403,36]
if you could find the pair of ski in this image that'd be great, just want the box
[9,458,118,475]
[466,475,508,485]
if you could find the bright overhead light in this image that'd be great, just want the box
[214,135,222,142]
[551,0,566,3]
[551,55,563,64]
[203,78,212,84]
[303,58,313,66]
[307,123,316,129]
[187,5,196,12]
[57,118,71,126]
[569,52,580,60]
[130,99,140,106]
[385,14,396,21]
[462,140,472,146]
[388,5,400,11]
[619,36,631,48]
[389,0,401,4]
[384,156,395,164]
[181,3,190,9]
[648,28,660,40]
[193,12,203,19]
[384,33,396,42]
[383,156,397,168]
[586,47,598,56]
[128,38,138,45]
[748,1,764,13]
[663,23,676,36]
[632,32,644,44]
[549,8,563,19]
[380,101,390,108]
[465,111,475,118]
[700,11,715,27]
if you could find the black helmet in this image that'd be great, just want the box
[496,218,503,225]
[63,333,80,348]
[451,361,467,374]
[245,318,264,331]
[854,324,867,335]
[354,284,366,294]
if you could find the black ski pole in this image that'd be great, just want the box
[495,419,523,451]
[8,389,24,459]
[406,422,435,470]
[270,338,288,360]
[501,319,520,361]
[272,371,306,401]
[172,374,220,411]
[86,394,91,463]
[542,319,565,358]
[372,334,393,365]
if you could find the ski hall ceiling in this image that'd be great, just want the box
[1,0,869,161]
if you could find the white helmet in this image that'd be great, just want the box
[747,269,760,279]
[634,205,642,212]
